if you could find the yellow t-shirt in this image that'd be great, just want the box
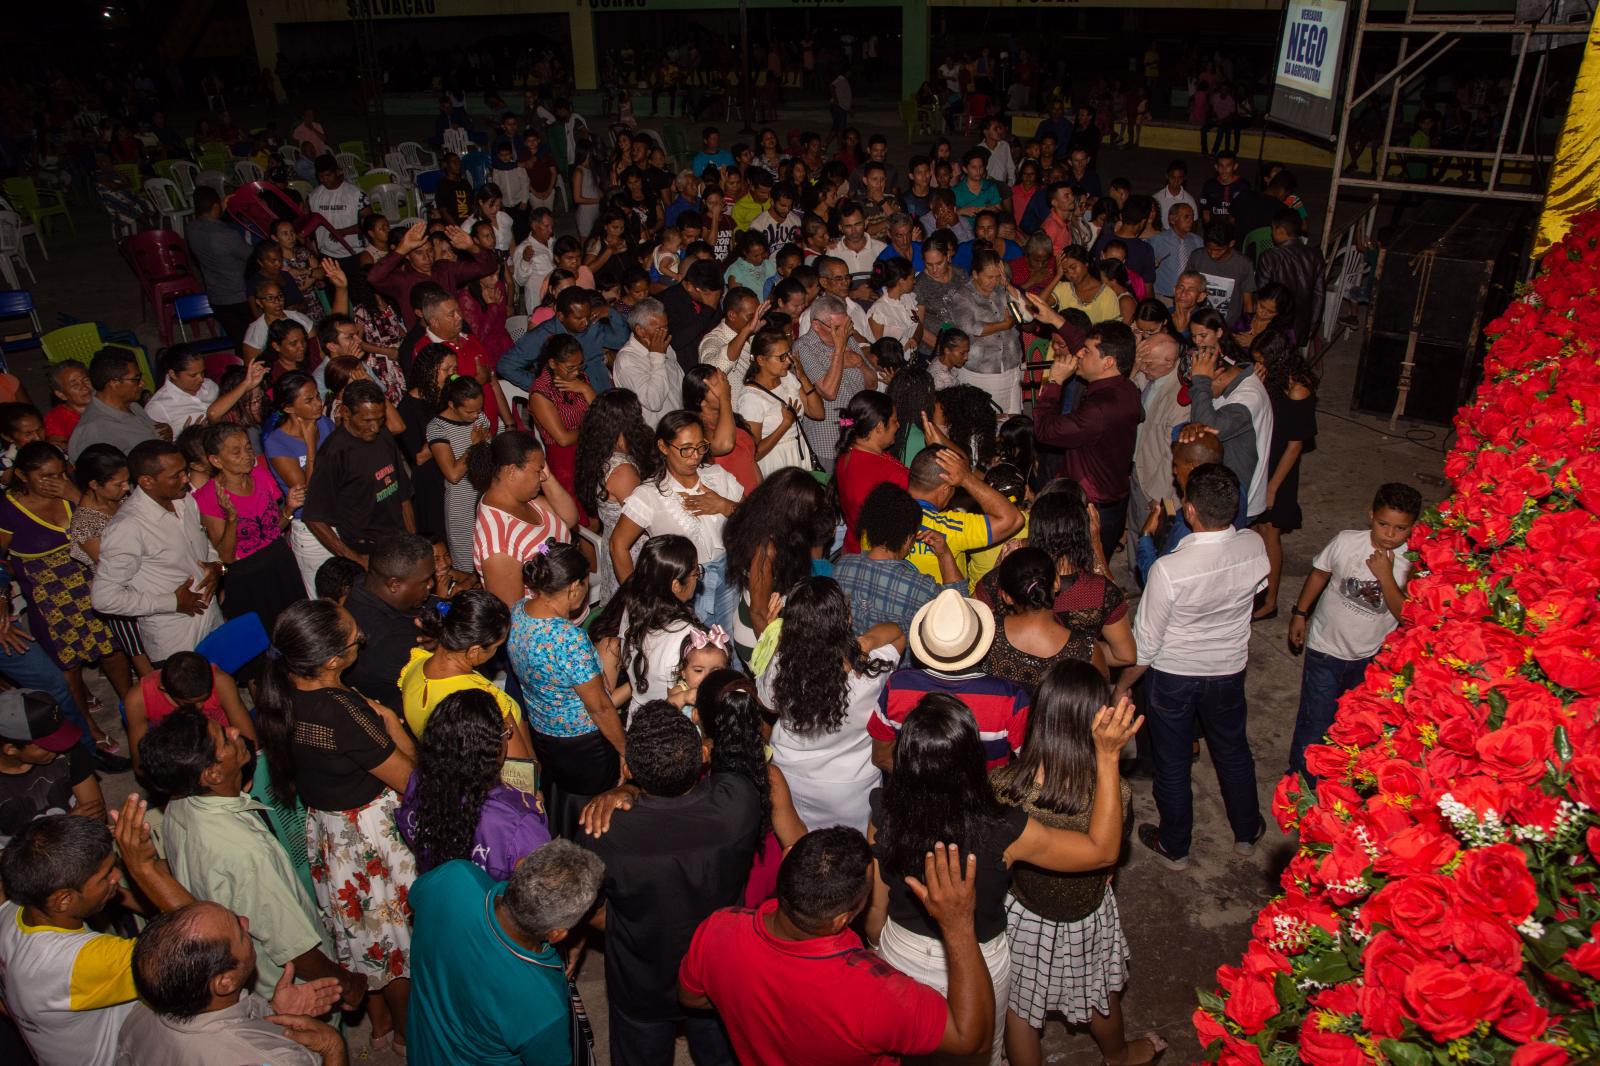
[908,503,994,582]
[966,513,1028,592]
[1051,279,1123,325]
[398,647,522,741]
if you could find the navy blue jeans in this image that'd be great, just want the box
[1145,668,1261,859]
[1287,649,1372,780]
[609,1003,735,1066]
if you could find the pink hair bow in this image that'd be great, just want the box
[689,625,731,651]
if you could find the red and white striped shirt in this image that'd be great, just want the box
[472,501,571,576]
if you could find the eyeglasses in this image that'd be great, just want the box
[673,442,711,458]
[340,634,368,656]
[501,720,515,741]
[693,565,706,579]
[257,293,285,303]
[821,273,847,283]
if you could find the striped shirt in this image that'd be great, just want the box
[870,668,1030,770]
[472,501,571,577]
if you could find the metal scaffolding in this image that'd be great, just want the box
[1318,0,1594,251]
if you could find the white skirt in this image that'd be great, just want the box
[878,916,1010,1066]
[1004,886,1130,1028]
[290,518,333,599]
[956,365,1022,416]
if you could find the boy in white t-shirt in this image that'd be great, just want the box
[1286,482,1423,778]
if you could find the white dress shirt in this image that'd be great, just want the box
[142,378,220,437]
[612,336,685,430]
[91,488,222,662]
[511,234,554,312]
[1134,527,1269,676]
[984,139,1016,186]
[698,320,752,406]
[828,236,887,284]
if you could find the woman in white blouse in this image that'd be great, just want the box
[608,412,745,633]
[732,328,823,477]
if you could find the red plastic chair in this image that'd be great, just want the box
[122,230,201,347]
[226,182,354,256]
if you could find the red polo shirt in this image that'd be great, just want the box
[679,900,947,1065]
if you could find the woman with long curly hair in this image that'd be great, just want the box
[594,533,704,703]
[937,382,998,468]
[395,688,551,882]
[396,342,457,539]
[722,467,836,666]
[755,577,900,834]
[992,659,1163,1066]
[978,482,1137,675]
[256,598,417,1051]
[574,388,656,603]
[886,365,945,464]
[1249,329,1318,619]
[865,691,1142,1066]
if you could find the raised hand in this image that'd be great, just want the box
[444,224,476,251]
[1090,694,1143,759]
[270,961,343,1018]
[320,258,348,289]
[110,793,158,869]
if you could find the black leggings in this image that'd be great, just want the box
[530,727,621,841]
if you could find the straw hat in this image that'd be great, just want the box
[908,589,996,673]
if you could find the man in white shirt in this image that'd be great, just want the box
[828,203,887,297]
[511,207,556,312]
[1120,463,1268,871]
[305,155,366,262]
[612,298,684,429]
[698,288,764,405]
[979,118,1016,186]
[143,348,266,438]
[749,184,802,251]
[91,440,223,662]
[1151,159,1200,230]
[800,256,872,341]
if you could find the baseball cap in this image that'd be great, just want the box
[0,689,83,754]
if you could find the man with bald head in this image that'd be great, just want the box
[1130,327,1188,525]
[1134,426,1227,584]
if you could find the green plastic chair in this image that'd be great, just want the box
[2,177,73,237]
[1243,225,1273,262]
[338,139,368,159]
[114,163,142,192]
[662,125,690,168]
[152,159,179,184]
[41,323,154,390]
[197,148,233,175]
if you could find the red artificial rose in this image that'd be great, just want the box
[1303,742,1352,783]
[1495,979,1551,1042]
[1589,825,1600,860]
[1476,721,1556,784]
[1375,823,1459,877]
[1297,1017,1366,1066]
[1271,773,1304,832]
[1216,1036,1266,1066]
[1315,836,1372,903]
[1510,1043,1570,1066]
[1570,755,1600,810]
[1533,622,1600,695]
[1364,874,1455,948]
[1372,758,1425,800]
[1357,985,1404,1039]
[1193,1007,1228,1049]
[1223,974,1279,1035]
[1449,904,1525,973]
[1455,843,1539,923]
[1565,929,1600,979]
[1239,939,1292,982]
[1402,961,1516,1041]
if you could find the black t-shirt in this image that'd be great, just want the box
[301,427,413,555]
[0,746,92,848]
[870,787,1029,942]
[286,686,396,811]
[582,773,761,1021]
[1200,177,1244,219]
[344,583,435,715]
[436,177,475,224]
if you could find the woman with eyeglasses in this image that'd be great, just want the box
[395,688,550,882]
[608,412,746,632]
[735,328,822,478]
[256,598,418,1054]
[240,278,316,363]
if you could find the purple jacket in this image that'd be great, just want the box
[397,774,552,882]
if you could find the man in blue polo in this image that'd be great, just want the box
[498,286,630,393]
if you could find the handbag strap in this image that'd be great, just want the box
[749,381,822,471]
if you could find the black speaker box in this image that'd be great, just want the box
[1352,200,1528,425]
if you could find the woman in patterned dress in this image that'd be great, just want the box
[257,598,418,1055]
[0,442,130,750]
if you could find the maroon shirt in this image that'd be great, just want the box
[366,247,499,325]
[1033,374,1143,504]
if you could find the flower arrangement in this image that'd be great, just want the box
[1194,209,1600,1065]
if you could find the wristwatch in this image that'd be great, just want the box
[1290,606,1310,619]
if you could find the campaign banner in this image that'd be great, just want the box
[1269,0,1348,139]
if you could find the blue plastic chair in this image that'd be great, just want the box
[195,612,269,676]
[0,290,41,360]
[460,150,491,189]
[173,293,237,356]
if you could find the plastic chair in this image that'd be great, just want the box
[144,178,192,234]
[1320,245,1368,348]
[357,168,401,193]
[2,177,73,239]
[441,127,471,156]
[397,141,438,176]
[335,152,366,176]
[123,230,203,346]
[197,147,233,174]
[288,179,313,199]
[339,139,368,159]
[0,211,35,285]
[195,611,269,675]
[232,159,264,186]
[168,160,200,203]
[366,182,412,224]
[226,182,354,256]
[195,169,228,198]
[42,324,153,390]
[0,290,43,356]
[460,150,491,189]
[277,145,301,167]
[384,149,411,181]
[113,163,143,192]
[411,169,443,213]
[505,314,529,342]
[172,292,238,360]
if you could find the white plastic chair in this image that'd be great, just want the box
[397,141,438,176]
[441,128,471,156]
[277,145,301,167]
[384,150,412,182]
[170,161,200,203]
[288,179,313,199]
[0,195,44,262]
[0,210,35,285]
[335,152,366,176]
[363,167,402,187]
[366,183,411,224]
[1320,246,1368,347]
[506,314,529,342]
[575,525,604,609]
[232,159,264,186]
[196,170,228,198]
[144,178,193,235]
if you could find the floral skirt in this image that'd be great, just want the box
[306,790,416,989]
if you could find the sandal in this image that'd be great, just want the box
[95,735,122,755]
[1105,1033,1168,1066]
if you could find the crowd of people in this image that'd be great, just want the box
[0,85,1432,1066]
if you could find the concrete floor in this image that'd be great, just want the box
[42,87,1451,1064]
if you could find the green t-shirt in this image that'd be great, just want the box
[408,861,572,1065]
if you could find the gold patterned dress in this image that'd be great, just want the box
[0,495,115,668]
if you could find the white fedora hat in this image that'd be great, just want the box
[908,589,995,673]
